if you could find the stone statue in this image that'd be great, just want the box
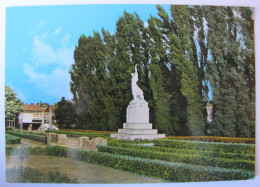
[110,64,166,140]
[131,64,144,101]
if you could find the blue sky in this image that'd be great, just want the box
[5,4,170,104]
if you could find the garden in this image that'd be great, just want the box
[5,128,255,183]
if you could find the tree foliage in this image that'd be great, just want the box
[5,85,23,120]
[54,97,77,129]
[69,5,255,137]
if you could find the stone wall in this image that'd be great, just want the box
[47,133,107,151]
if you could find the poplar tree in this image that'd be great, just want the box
[146,16,172,134]
[167,5,205,135]
[69,5,255,137]
[205,6,255,137]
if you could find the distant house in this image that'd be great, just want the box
[206,102,213,123]
[18,104,44,130]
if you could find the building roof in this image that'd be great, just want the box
[23,104,44,112]
[44,106,56,112]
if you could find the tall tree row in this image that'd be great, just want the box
[69,5,255,137]
[203,6,255,137]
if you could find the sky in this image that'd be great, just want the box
[5,4,170,105]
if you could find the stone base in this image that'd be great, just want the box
[123,123,153,129]
[111,133,165,141]
[127,100,149,123]
[111,122,165,140]
[111,99,165,141]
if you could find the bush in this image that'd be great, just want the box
[108,141,255,160]
[154,139,255,154]
[6,145,255,182]
[6,167,78,183]
[97,145,254,171]
[7,130,47,144]
[5,127,13,132]
[6,145,45,156]
[6,134,21,144]
[45,130,110,139]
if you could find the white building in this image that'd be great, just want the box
[18,104,44,130]
[18,104,59,131]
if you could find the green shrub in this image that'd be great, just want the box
[97,145,254,171]
[45,130,109,139]
[6,134,21,144]
[7,130,47,144]
[6,145,255,182]
[154,139,255,154]
[6,146,46,156]
[108,141,255,160]
[5,127,13,132]
[6,167,78,183]
[66,146,254,182]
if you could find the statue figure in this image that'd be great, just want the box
[131,64,144,101]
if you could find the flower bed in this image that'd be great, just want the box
[45,130,110,139]
[59,129,116,134]
[154,139,255,154]
[164,136,255,144]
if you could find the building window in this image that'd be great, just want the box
[33,112,42,118]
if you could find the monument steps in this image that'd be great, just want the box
[111,133,165,141]
[118,128,158,135]
[123,123,153,129]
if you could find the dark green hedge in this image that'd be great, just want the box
[7,130,47,144]
[5,134,21,144]
[154,140,255,154]
[6,167,78,183]
[6,145,255,182]
[97,145,255,171]
[5,127,13,132]
[108,141,255,160]
[45,130,109,139]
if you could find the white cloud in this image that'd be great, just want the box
[62,34,70,43]
[23,63,72,100]
[54,28,62,35]
[38,21,46,28]
[32,35,74,68]
[23,33,74,101]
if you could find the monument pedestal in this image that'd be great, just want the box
[111,100,165,140]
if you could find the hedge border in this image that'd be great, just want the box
[6,145,255,182]
[5,134,21,144]
[108,141,255,160]
[7,130,47,144]
[97,145,255,171]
